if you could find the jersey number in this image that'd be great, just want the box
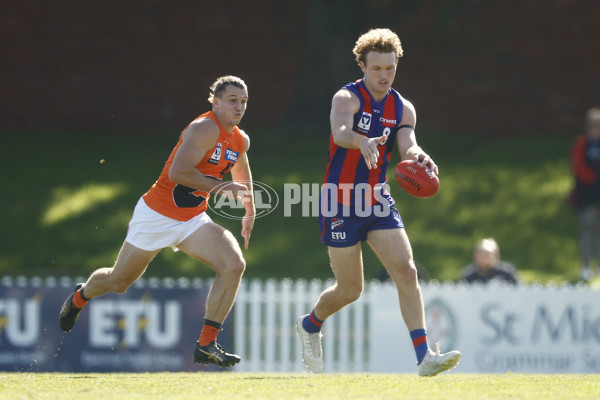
[173,184,206,208]
[379,127,391,146]
[219,162,235,179]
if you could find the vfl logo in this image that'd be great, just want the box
[331,217,344,230]
[208,143,222,165]
[357,112,372,133]
[224,148,239,162]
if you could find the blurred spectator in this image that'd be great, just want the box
[569,108,600,281]
[460,238,519,284]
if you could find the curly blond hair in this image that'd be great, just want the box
[353,28,403,65]
[208,75,247,104]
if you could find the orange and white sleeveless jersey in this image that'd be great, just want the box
[143,111,245,221]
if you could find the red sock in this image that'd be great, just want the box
[72,288,89,308]
[198,319,222,346]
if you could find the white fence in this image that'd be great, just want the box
[233,279,600,373]
[234,279,370,373]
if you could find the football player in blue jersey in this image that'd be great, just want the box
[297,28,460,376]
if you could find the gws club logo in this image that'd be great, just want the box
[425,297,458,352]
[208,180,279,220]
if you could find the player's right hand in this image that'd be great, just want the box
[216,182,249,201]
[358,135,386,169]
[241,214,255,249]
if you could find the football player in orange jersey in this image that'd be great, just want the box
[59,76,255,367]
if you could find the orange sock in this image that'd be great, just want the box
[198,319,222,346]
[72,288,89,308]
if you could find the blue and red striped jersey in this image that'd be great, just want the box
[322,79,405,215]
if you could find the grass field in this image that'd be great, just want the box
[1,373,598,400]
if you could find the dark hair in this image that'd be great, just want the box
[208,76,247,103]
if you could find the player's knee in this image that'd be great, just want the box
[338,282,363,304]
[232,258,246,278]
[346,286,363,303]
[111,279,131,294]
[391,261,418,288]
[222,256,246,279]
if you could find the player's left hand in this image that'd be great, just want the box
[241,214,255,249]
[410,150,439,176]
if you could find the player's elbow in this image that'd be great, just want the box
[332,135,343,146]
[331,132,348,147]
[168,165,186,184]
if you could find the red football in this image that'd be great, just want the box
[394,160,440,198]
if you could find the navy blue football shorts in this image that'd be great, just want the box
[319,205,404,247]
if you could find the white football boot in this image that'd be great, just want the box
[296,315,324,373]
[417,342,461,377]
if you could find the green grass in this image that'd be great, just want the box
[0,373,598,400]
[0,129,586,282]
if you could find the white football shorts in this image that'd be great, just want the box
[125,197,212,252]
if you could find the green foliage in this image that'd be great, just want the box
[396,134,580,282]
[1,373,598,400]
[0,130,582,282]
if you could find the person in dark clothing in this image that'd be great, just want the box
[460,238,518,285]
[570,108,600,281]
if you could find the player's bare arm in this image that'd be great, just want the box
[230,131,255,249]
[169,118,249,197]
[396,99,438,175]
[330,89,386,170]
